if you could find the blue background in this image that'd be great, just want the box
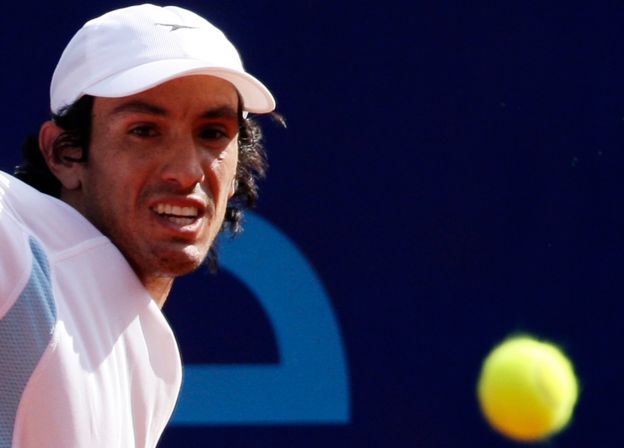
[1,1,623,446]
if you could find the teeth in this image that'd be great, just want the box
[154,203,198,217]
[168,216,194,225]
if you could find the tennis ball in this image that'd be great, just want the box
[477,335,579,443]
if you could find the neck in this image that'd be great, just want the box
[142,276,174,308]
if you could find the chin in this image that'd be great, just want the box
[160,252,208,276]
[139,245,210,279]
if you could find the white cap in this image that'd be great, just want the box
[50,4,275,115]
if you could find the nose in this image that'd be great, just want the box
[160,135,206,190]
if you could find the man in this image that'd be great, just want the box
[0,4,275,447]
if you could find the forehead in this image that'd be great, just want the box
[93,75,241,118]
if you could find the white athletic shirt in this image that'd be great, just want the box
[0,171,182,447]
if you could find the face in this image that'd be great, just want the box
[72,75,240,293]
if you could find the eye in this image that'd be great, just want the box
[198,126,229,141]
[129,124,158,138]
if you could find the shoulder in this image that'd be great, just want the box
[0,171,105,254]
[0,172,37,316]
[0,171,109,315]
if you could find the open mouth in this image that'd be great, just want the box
[153,203,199,226]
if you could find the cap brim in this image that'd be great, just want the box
[83,58,275,114]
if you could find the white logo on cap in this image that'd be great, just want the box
[154,23,197,32]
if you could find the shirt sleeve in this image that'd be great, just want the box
[0,172,33,318]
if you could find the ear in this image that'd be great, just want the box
[39,121,84,191]
[229,178,238,199]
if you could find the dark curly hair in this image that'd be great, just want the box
[14,94,277,272]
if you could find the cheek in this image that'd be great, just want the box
[224,156,239,199]
[83,156,143,223]
[85,173,126,222]
[210,146,239,199]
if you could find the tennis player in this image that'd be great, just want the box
[0,4,275,446]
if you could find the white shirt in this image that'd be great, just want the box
[0,171,182,447]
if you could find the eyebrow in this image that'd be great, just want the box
[109,100,239,120]
[110,100,167,117]
[200,106,239,120]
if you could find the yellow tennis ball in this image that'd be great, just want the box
[477,335,579,443]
